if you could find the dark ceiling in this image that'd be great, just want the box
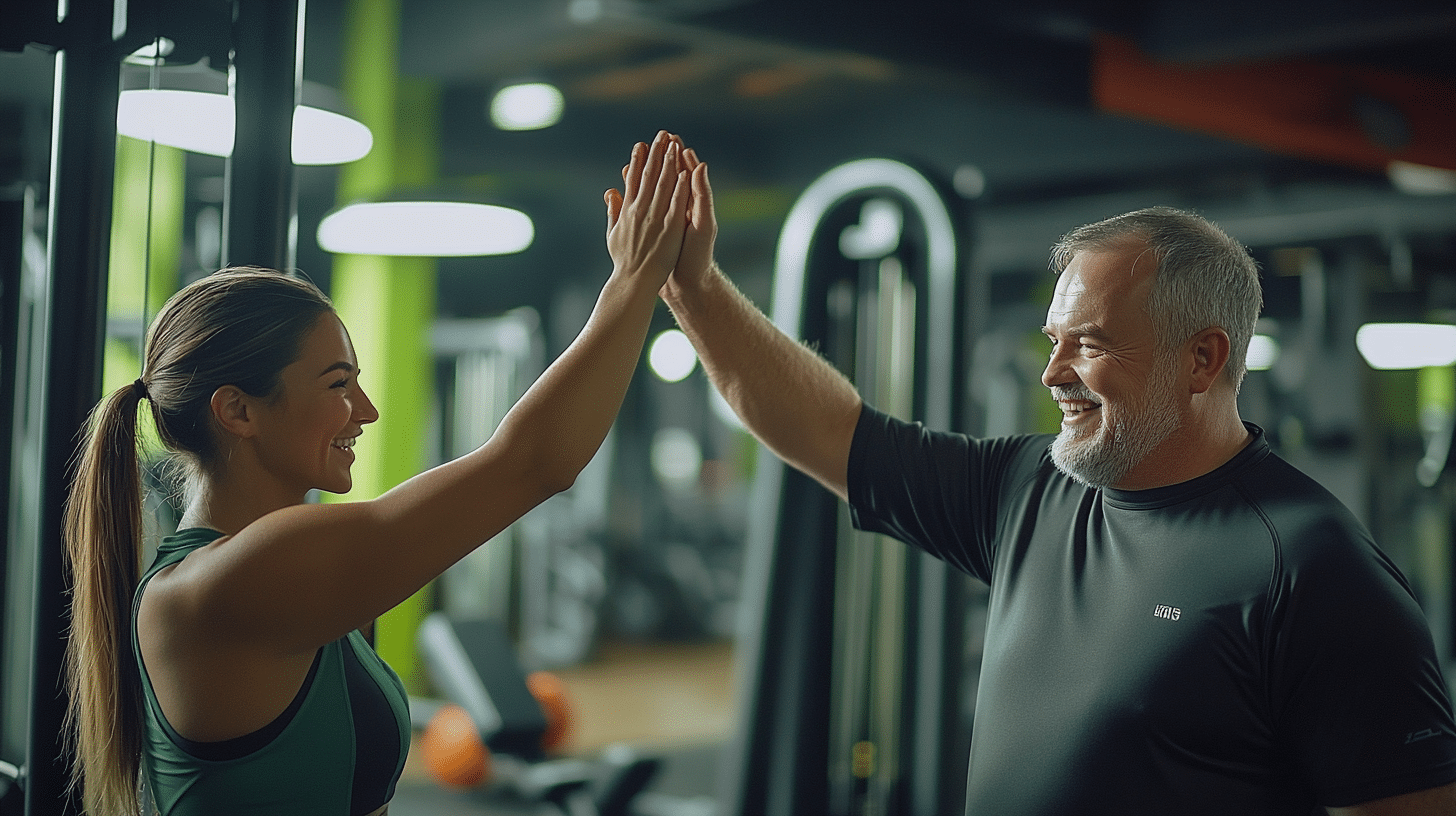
[3,0,1456,321]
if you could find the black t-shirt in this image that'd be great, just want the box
[847,406,1456,815]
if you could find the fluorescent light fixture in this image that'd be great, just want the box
[490,83,564,131]
[117,89,235,156]
[1355,323,1456,370]
[1388,161,1456,196]
[649,329,698,382]
[290,105,374,165]
[116,90,372,165]
[116,61,371,165]
[1246,334,1279,371]
[317,201,534,257]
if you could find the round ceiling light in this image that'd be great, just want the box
[116,89,373,165]
[317,201,535,257]
[490,83,564,131]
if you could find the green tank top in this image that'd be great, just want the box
[132,528,411,815]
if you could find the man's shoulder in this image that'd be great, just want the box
[1233,448,1381,568]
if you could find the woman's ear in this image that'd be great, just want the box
[210,385,258,439]
[1187,327,1232,394]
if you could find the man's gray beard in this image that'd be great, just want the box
[1049,362,1182,489]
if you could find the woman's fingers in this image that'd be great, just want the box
[606,132,692,275]
[604,188,623,233]
[649,141,683,220]
[622,141,648,204]
[633,131,670,205]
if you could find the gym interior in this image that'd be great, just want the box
[2,1,1455,814]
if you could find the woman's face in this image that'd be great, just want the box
[251,312,378,497]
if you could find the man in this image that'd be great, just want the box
[660,139,1456,815]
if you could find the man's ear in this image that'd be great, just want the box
[210,385,259,439]
[1187,327,1231,394]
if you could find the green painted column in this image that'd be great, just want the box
[103,135,184,394]
[1420,365,1456,423]
[330,0,438,693]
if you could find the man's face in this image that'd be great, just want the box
[1040,241,1185,489]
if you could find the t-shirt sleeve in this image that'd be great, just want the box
[846,404,1047,583]
[1266,514,1456,807]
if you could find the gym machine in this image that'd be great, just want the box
[722,158,978,816]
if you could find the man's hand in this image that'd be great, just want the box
[671,136,717,294]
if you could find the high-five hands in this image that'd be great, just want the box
[609,132,717,297]
[604,131,691,290]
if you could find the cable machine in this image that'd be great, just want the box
[724,158,976,816]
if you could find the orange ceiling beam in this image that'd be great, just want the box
[1093,34,1456,172]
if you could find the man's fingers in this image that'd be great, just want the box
[689,161,713,228]
[667,169,691,229]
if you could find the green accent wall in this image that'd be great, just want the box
[329,0,439,694]
[104,134,184,444]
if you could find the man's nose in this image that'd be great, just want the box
[1042,344,1073,389]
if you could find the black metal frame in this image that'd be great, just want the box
[26,4,124,811]
[0,0,303,811]
[225,0,302,271]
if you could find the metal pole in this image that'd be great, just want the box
[223,0,303,271]
[30,0,122,811]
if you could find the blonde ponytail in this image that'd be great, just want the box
[64,380,149,816]
[61,267,335,814]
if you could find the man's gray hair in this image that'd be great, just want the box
[1050,206,1263,391]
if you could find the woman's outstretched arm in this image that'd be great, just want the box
[159,131,692,653]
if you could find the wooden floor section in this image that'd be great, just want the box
[401,638,738,787]
[549,639,738,752]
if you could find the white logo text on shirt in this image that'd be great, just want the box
[1153,604,1182,621]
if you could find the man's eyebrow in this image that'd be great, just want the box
[1042,322,1108,339]
[318,361,356,377]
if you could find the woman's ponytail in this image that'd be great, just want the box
[63,379,150,816]
[60,266,335,814]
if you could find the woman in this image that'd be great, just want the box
[64,131,707,815]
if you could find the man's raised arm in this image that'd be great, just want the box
[658,142,862,501]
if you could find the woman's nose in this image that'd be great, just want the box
[355,384,380,424]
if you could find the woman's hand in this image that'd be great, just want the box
[604,130,690,291]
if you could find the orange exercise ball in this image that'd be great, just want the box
[421,703,491,788]
[526,670,572,752]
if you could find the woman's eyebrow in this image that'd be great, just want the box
[318,361,355,377]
